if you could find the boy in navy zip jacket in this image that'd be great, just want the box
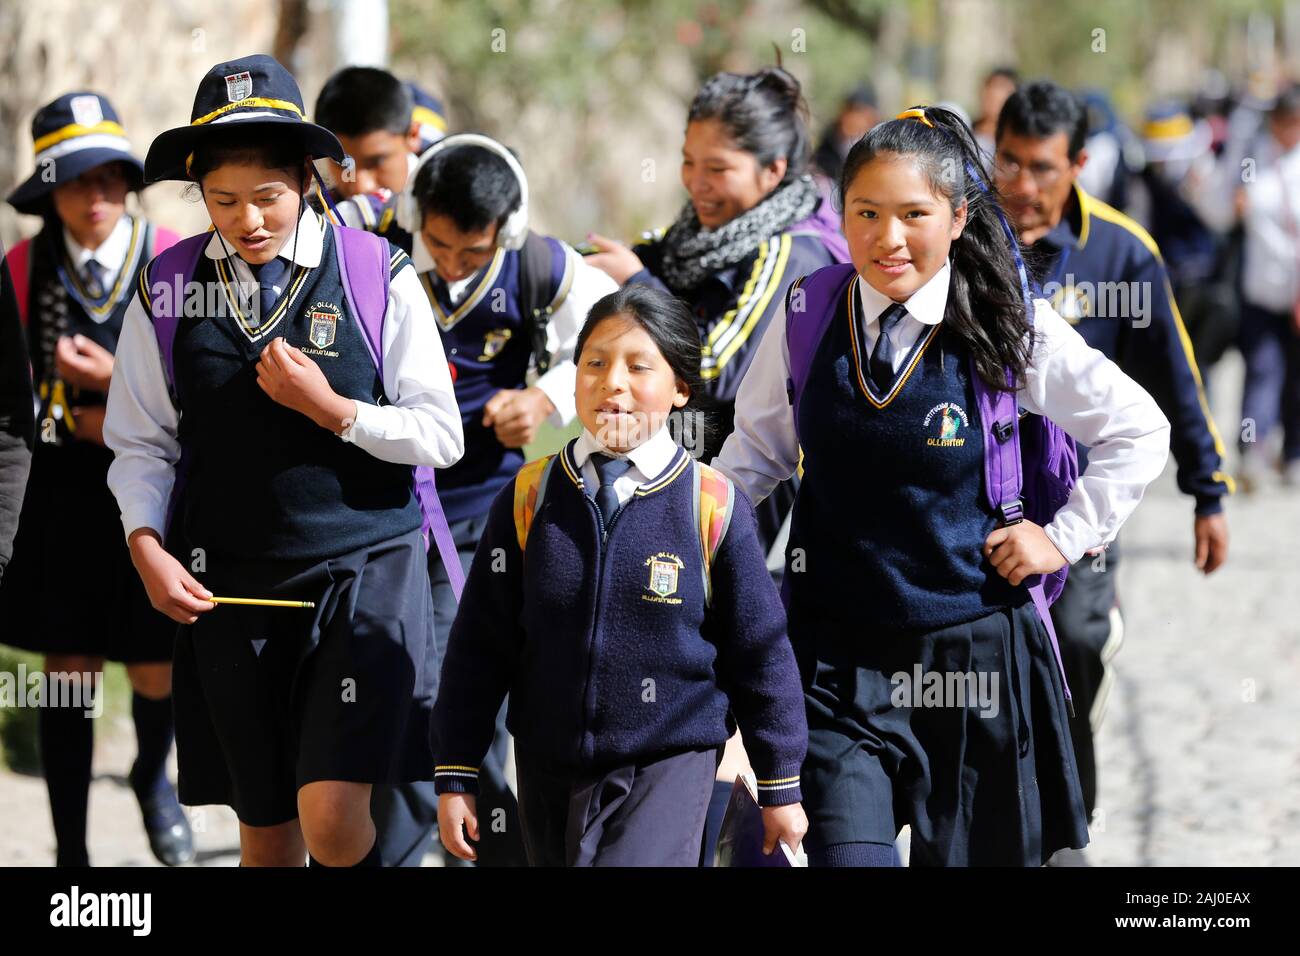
[434,285,806,866]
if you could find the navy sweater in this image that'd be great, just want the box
[433,440,807,806]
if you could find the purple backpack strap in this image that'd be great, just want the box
[785,262,857,439]
[332,223,465,601]
[146,233,210,392]
[787,191,850,264]
[972,361,1073,714]
[142,232,208,537]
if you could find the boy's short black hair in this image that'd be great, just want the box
[411,144,521,235]
[315,67,413,138]
[996,80,1088,159]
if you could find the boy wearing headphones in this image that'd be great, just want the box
[377,135,617,865]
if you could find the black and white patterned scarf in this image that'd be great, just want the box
[657,175,819,293]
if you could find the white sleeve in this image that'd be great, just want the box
[1018,299,1172,563]
[711,299,802,503]
[532,246,618,426]
[342,263,465,468]
[104,295,182,540]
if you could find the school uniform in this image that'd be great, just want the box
[0,214,179,662]
[104,55,464,829]
[433,427,807,866]
[3,90,193,867]
[715,262,1171,865]
[1028,184,1233,820]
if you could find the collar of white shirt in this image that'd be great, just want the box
[412,233,483,306]
[572,425,681,488]
[855,260,951,328]
[203,207,325,269]
[63,214,133,274]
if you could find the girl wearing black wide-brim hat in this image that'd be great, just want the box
[1,90,194,868]
[102,54,465,867]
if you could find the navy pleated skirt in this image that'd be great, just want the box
[791,596,1090,866]
[171,529,437,827]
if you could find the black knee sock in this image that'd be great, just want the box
[38,702,94,867]
[307,838,381,868]
[129,692,174,799]
[808,841,896,868]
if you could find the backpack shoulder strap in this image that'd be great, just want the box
[971,359,1024,525]
[142,232,210,398]
[513,454,558,553]
[785,262,857,437]
[693,459,736,607]
[517,230,572,376]
[6,239,32,327]
[332,222,391,380]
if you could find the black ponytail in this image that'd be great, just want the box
[837,106,1033,391]
[688,67,810,186]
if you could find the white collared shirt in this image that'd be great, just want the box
[713,263,1172,564]
[572,425,682,509]
[104,207,465,542]
[63,215,134,320]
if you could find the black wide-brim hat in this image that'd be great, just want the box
[7,92,146,215]
[145,54,346,184]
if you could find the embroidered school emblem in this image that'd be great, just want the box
[224,71,253,103]
[70,95,103,128]
[478,327,513,361]
[308,305,340,349]
[923,402,969,447]
[645,552,685,598]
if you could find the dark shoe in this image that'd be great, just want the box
[129,762,195,867]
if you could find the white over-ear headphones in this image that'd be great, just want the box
[396,133,530,250]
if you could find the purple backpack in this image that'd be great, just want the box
[784,263,1078,711]
[787,189,850,264]
[144,224,465,600]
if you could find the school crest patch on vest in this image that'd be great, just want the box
[308,304,340,349]
[224,72,253,103]
[644,552,685,604]
[479,328,512,361]
[924,402,968,447]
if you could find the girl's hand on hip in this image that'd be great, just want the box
[255,337,355,433]
[984,521,1068,587]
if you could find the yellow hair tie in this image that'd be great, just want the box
[895,108,935,128]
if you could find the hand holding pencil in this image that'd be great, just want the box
[127,528,215,625]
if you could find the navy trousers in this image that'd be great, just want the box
[1238,302,1300,463]
[515,747,721,866]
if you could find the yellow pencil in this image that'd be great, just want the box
[208,596,316,609]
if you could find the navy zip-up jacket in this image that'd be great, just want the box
[433,440,807,806]
[1029,184,1233,515]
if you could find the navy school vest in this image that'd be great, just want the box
[425,239,568,524]
[157,226,421,562]
[788,286,1023,632]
